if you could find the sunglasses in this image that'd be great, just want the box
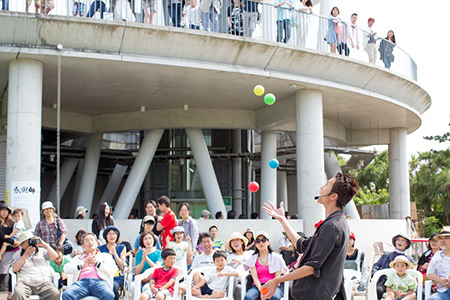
[255,238,268,244]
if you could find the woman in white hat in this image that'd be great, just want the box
[226,232,251,272]
[34,201,69,250]
[243,231,287,300]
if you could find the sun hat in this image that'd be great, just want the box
[102,226,120,241]
[41,201,56,212]
[173,226,185,235]
[429,233,440,241]
[349,232,356,240]
[437,226,450,238]
[243,228,254,236]
[201,210,211,217]
[74,206,88,218]
[143,215,156,224]
[392,233,411,250]
[389,255,413,269]
[255,231,270,241]
[225,232,248,251]
[0,201,11,214]
[18,231,34,245]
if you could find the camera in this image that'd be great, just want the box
[29,238,40,246]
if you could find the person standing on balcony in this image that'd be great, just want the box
[294,0,312,47]
[326,6,341,54]
[86,0,108,19]
[347,13,359,51]
[379,30,396,69]
[169,0,183,27]
[275,0,294,43]
[143,0,157,24]
[184,0,201,29]
[199,0,221,32]
[242,0,261,38]
[364,17,377,64]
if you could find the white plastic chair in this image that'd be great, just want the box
[186,266,235,300]
[369,268,423,300]
[66,273,114,300]
[424,280,434,300]
[133,266,185,300]
[10,267,59,300]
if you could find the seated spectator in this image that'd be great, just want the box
[156,196,177,249]
[384,255,416,300]
[345,232,367,291]
[199,210,211,220]
[192,251,238,298]
[278,231,296,266]
[11,232,59,300]
[0,209,25,260]
[250,212,259,219]
[210,226,224,250]
[243,231,286,300]
[238,214,246,219]
[72,230,86,257]
[134,216,161,255]
[427,226,450,300]
[243,228,255,251]
[98,226,126,300]
[74,206,88,219]
[91,202,114,244]
[191,233,215,269]
[215,211,224,219]
[136,231,162,275]
[225,232,251,272]
[227,210,237,220]
[62,232,116,300]
[372,233,413,300]
[168,226,193,272]
[417,233,440,294]
[139,248,180,300]
[177,202,200,254]
[50,245,71,289]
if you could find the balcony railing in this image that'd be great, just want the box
[1,0,417,80]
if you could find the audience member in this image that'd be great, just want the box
[244,228,255,251]
[98,226,126,300]
[143,0,157,24]
[135,216,162,254]
[114,0,136,22]
[50,245,71,289]
[0,209,25,259]
[156,196,177,249]
[210,225,224,250]
[427,226,450,300]
[250,212,259,219]
[200,209,211,220]
[72,230,86,257]
[242,0,261,37]
[379,30,396,69]
[364,17,377,63]
[136,231,162,275]
[177,203,200,254]
[227,210,237,220]
[215,211,224,219]
[0,202,19,298]
[139,248,180,300]
[275,0,294,43]
[417,233,440,293]
[294,0,312,47]
[227,0,244,36]
[191,233,215,269]
[184,0,201,29]
[35,201,72,255]
[243,231,286,300]
[344,232,367,292]
[192,251,238,298]
[169,0,183,27]
[372,233,413,299]
[238,214,246,219]
[326,6,341,53]
[139,200,160,236]
[338,14,352,56]
[63,232,116,300]
[168,226,193,272]
[347,13,360,50]
[92,202,114,244]
[12,232,59,300]
[86,0,107,19]
[225,232,251,272]
[199,0,221,32]
[74,206,88,219]
[384,255,416,300]
[278,231,297,266]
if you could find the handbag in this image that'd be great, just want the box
[55,217,73,255]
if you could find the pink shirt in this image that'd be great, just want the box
[255,260,275,284]
[78,256,100,280]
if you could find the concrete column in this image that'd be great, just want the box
[324,151,360,219]
[319,0,333,16]
[389,128,410,219]
[296,90,325,236]
[232,130,242,215]
[100,164,128,205]
[186,128,226,217]
[277,166,288,212]
[115,129,164,219]
[47,158,79,204]
[6,59,43,227]
[75,134,103,213]
[260,131,277,219]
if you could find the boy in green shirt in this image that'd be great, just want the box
[384,255,416,300]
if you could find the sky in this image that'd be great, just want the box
[320,0,450,158]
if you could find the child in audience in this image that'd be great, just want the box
[168,226,193,272]
[192,251,238,298]
[384,255,416,300]
[140,248,180,300]
[50,245,71,289]
[0,209,26,260]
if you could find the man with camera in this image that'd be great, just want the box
[62,232,116,300]
[12,231,60,300]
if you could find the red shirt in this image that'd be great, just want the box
[161,209,177,248]
[151,267,179,295]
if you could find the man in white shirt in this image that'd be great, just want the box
[348,13,359,50]
[191,233,215,269]
[364,17,377,63]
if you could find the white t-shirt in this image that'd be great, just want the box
[191,253,214,269]
[205,266,235,291]
[227,252,252,271]
[168,241,189,272]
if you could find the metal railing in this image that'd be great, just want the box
[1,0,417,80]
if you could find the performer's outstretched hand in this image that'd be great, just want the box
[263,202,286,221]
[260,279,277,300]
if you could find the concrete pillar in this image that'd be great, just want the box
[186,128,226,217]
[115,129,164,219]
[6,59,43,227]
[100,164,128,205]
[277,166,288,212]
[260,131,277,219]
[47,158,79,204]
[388,128,410,219]
[232,130,243,215]
[324,151,360,219]
[319,0,333,16]
[75,134,103,213]
[296,90,325,236]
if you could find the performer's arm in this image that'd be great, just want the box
[260,266,313,300]
[262,202,301,245]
